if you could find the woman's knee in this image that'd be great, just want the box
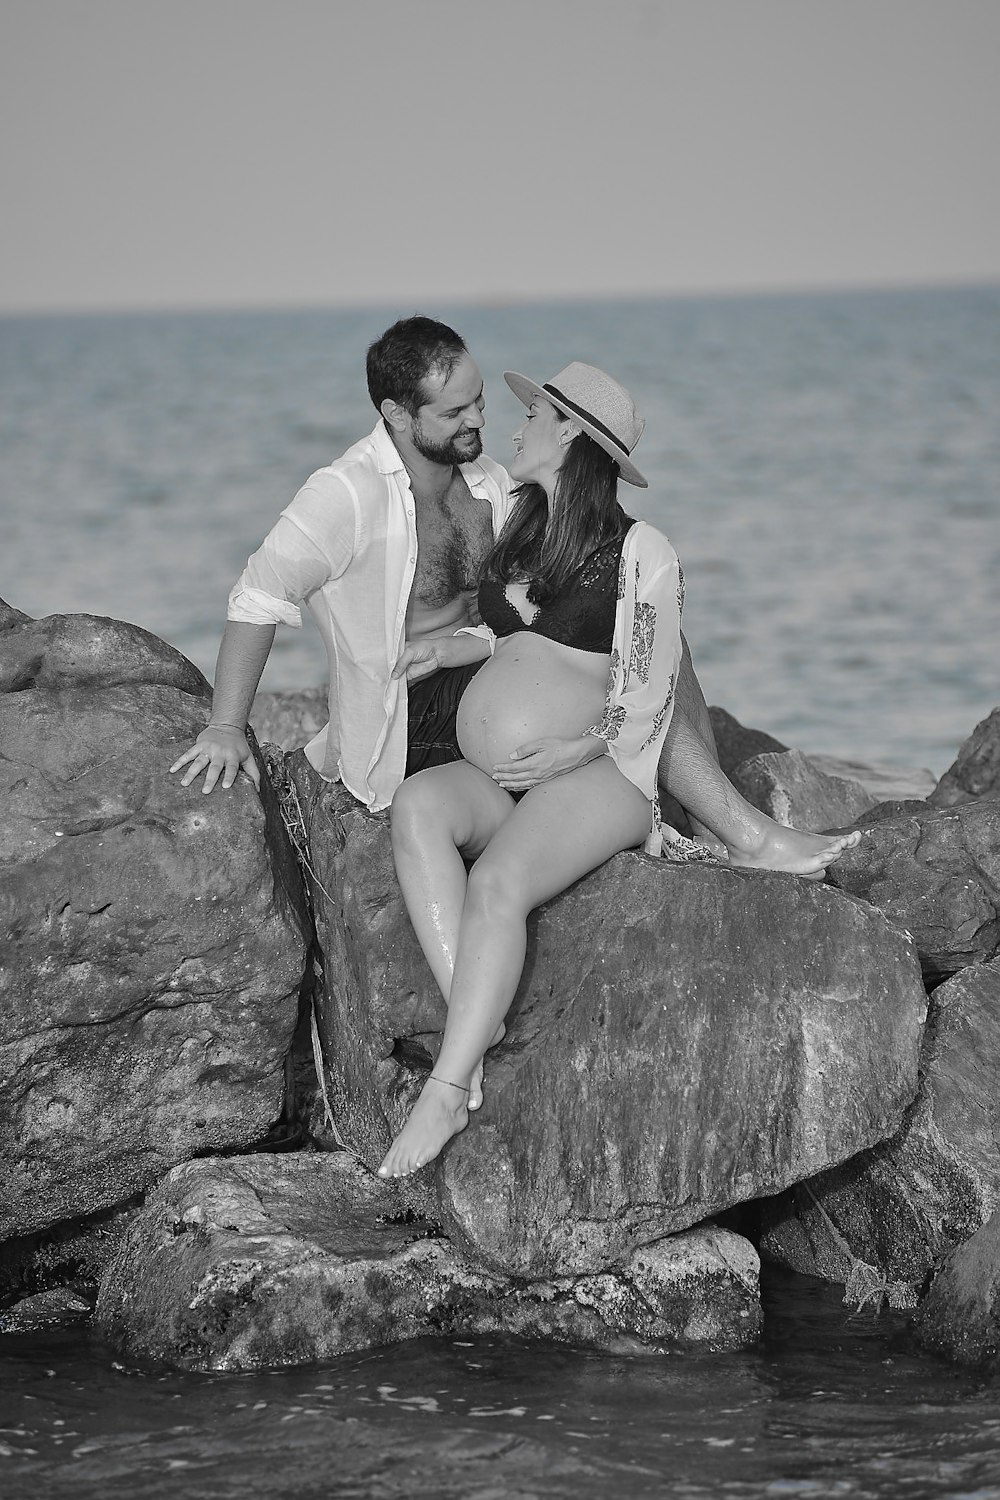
[390,772,443,845]
[465,853,531,922]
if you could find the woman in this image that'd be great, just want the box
[380,362,723,1178]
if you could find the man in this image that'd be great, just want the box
[170,316,856,876]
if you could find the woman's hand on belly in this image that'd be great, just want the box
[491,733,607,791]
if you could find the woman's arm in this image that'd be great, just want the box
[586,523,684,796]
[393,629,492,684]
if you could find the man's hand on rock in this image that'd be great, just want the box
[169,725,260,794]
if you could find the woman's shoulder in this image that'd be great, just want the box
[623,519,678,566]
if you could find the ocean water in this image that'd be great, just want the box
[3,1269,1000,1499]
[3,285,999,774]
[3,288,1000,1496]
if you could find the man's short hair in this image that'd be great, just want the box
[366,316,468,416]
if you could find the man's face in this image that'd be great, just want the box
[409,352,486,466]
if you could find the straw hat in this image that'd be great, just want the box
[504,361,648,487]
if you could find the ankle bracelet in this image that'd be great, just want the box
[429,1074,471,1094]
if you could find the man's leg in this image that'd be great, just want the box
[661,635,723,847]
[660,636,862,874]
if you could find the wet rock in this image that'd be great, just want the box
[293,760,926,1279]
[930,708,1000,809]
[827,798,1000,981]
[0,603,309,1241]
[732,748,880,831]
[913,1210,1000,1369]
[0,1287,93,1334]
[250,687,328,752]
[760,957,1000,1295]
[95,1154,761,1369]
[0,1198,139,1306]
[707,706,788,776]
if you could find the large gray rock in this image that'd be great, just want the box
[96,1154,762,1369]
[732,748,880,831]
[930,708,1000,809]
[827,798,1000,981]
[913,1210,1000,1369]
[760,957,1000,1295]
[294,761,927,1279]
[707,705,788,776]
[0,603,309,1241]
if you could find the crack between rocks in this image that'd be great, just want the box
[15,985,250,1040]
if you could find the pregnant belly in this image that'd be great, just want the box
[457,635,609,774]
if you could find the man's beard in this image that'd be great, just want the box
[410,419,483,467]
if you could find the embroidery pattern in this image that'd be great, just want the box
[640,674,676,750]
[602,703,628,741]
[630,600,656,685]
[677,564,686,616]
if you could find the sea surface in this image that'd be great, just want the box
[3,285,999,773]
[2,287,1000,1497]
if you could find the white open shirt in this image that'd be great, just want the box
[228,419,513,811]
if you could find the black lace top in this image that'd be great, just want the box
[478,529,629,654]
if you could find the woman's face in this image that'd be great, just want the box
[509,396,570,489]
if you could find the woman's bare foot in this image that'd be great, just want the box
[726,826,863,878]
[377,1075,470,1178]
[469,1022,506,1112]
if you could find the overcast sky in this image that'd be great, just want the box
[2,0,998,313]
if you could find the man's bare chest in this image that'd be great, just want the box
[412,481,494,610]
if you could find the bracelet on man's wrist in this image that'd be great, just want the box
[207,721,244,733]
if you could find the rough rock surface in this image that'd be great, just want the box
[250,687,328,752]
[0,602,309,1241]
[930,707,1000,809]
[732,748,881,831]
[827,798,1000,981]
[96,1154,762,1369]
[0,1287,93,1334]
[294,760,926,1279]
[913,1210,1000,1368]
[759,957,1000,1293]
[707,706,788,775]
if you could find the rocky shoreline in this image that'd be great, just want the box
[3,597,1000,1371]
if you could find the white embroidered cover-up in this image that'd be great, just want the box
[591,520,684,855]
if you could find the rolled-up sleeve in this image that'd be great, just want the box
[227,474,357,628]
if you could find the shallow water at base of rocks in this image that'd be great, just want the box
[2,1268,1000,1499]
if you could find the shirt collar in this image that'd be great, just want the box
[373,418,406,475]
[372,417,493,494]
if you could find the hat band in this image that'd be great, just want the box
[543,383,630,457]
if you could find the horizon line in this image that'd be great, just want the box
[2,272,998,323]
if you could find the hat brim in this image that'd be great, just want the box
[504,370,648,487]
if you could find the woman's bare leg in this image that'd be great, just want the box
[378,758,650,1178]
[391,763,513,1107]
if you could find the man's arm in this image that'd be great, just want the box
[169,621,276,792]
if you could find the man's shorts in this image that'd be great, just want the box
[404,660,485,778]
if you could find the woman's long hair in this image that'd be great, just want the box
[484,422,630,604]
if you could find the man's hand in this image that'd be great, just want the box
[491,734,605,791]
[169,725,260,794]
[392,640,449,684]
